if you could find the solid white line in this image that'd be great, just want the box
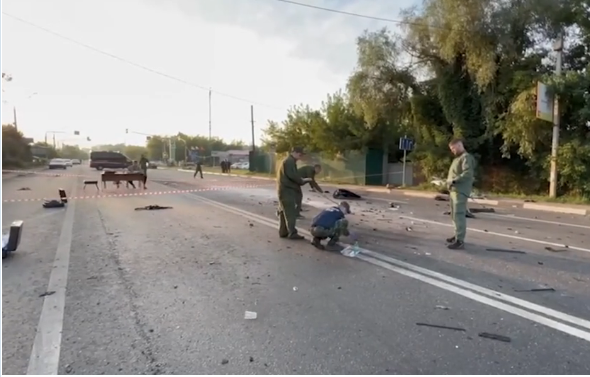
[483,213,590,230]
[355,255,590,342]
[184,192,590,339]
[399,215,590,253]
[27,186,77,375]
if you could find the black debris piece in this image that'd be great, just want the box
[416,323,466,332]
[514,288,555,292]
[434,195,449,201]
[469,207,495,213]
[39,291,56,297]
[486,248,526,254]
[523,199,536,203]
[466,212,476,219]
[221,359,229,365]
[43,199,65,209]
[333,188,362,200]
[134,205,173,211]
[545,246,568,253]
[17,187,31,191]
[478,332,511,343]
[443,211,451,215]
[249,356,254,362]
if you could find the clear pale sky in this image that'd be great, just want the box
[2,0,416,147]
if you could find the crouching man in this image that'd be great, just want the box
[310,201,351,250]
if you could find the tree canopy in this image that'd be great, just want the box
[261,0,590,199]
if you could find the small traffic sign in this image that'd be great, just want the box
[398,136,414,151]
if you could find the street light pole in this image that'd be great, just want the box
[208,88,212,140]
[549,34,563,198]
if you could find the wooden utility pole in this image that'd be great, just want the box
[208,89,212,140]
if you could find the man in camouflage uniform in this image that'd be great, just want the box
[446,138,476,250]
[310,201,351,250]
[276,147,312,240]
[296,164,323,218]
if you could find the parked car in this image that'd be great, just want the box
[230,161,249,170]
[64,159,73,167]
[49,158,68,169]
[72,159,82,165]
[148,162,158,169]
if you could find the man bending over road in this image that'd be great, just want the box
[310,201,352,250]
[296,164,323,218]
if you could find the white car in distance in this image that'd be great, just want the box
[49,158,68,169]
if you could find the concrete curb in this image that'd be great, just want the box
[522,202,588,216]
[178,169,588,215]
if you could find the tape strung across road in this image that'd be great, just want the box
[180,190,590,344]
[3,183,274,203]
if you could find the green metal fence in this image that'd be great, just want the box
[250,151,367,185]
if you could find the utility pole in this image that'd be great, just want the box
[208,88,212,140]
[53,133,56,149]
[250,105,255,152]
[13,106,18,132]
[549,34,563,198]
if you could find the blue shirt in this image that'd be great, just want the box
[312,207,345,228]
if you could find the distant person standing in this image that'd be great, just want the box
[445,138,475,250]
[226,159,231,174]
[139,155,149,189]
[194,159,203,179]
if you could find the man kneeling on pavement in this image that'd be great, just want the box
[310,201,351,250]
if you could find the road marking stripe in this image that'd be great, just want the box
[484,213,590,230]
[27,184,78,375]
[399,215,590,253]
[184,192,590,341]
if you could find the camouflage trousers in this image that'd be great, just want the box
[310,218,349,243]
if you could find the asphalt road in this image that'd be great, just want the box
[2,166,590,374]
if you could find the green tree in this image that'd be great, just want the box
[2,124,32,167]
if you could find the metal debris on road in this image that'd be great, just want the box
[545,246,569,252]
[469,207,495,213]
[435,305,450,310]
[39,291,56,298]
[134,205,173,211]
[514,288,555,292]
[244,311,258,320]
[293,286,298,291]
[486,248,527,254]
[17,187,31,191]
[434,195,449,201]
[221,359,229,365]
[478,332,511,343]
[416,323,466,332]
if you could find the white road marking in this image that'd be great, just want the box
[399,215,590,253]
[184,192,590,342]
[27,186,77,375]
[483,213,590,230]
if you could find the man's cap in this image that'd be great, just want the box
[291,146,305,154]
[339,201,351,214]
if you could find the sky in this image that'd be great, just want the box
[1,0,418,147]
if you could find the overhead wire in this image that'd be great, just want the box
[1,12,285,111]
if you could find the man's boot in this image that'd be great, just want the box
[447,240,464,249]
[446,236,456,243]
[311,237,325,250]
[288,233,305,240]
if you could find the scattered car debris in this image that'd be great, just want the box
[333,188,361,200]
[293,286,298,292]
[434,195,449,201]
[523,199,536,203]
[221,359,229,365]
[416,323,466,332]
[134,205,173,211]
[469,207,495,213]
[249,356,254,362]
[435,305,450,310]
[244,311,257,320]
[478,332,511,343]
[405,227,412,232]
[42,199,65,208]
[17,187,31,191]
[514,287,555,292]
[486,248,526,254]
[545,246,569,253]
[39,291,56,298]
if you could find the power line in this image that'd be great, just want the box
[2,12,285,111]
[274,0,436,29]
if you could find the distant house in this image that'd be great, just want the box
[211,149,249,164]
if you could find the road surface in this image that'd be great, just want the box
[2,166,590,374]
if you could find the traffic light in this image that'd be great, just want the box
[125,129,129,134]
[74,130,80,135]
